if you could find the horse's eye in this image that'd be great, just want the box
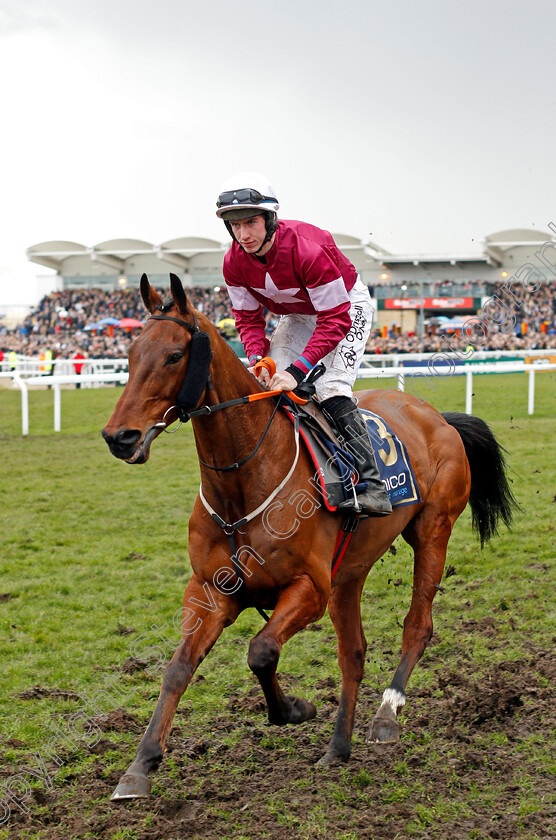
[166,352,183,365]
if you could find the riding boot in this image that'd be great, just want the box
[325,401,393,517]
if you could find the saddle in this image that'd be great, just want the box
[282,399,421,513]
[252,357,420,514]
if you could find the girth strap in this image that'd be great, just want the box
[331,512,360,578]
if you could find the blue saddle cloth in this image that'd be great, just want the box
[360,409,421,507]
[314,409,421,509]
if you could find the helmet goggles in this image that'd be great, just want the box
[217,188,276,209]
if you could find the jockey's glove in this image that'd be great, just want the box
[285,364,306,385]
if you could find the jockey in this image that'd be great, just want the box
[216,172,392,517]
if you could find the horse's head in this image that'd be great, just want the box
[102,273,213,464]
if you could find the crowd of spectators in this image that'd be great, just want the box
[365,279,556,355]
[1,279,555,364]
[0,286,247,362]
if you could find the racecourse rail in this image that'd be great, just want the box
[1,350,555,435]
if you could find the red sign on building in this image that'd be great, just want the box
[383,297,475,310]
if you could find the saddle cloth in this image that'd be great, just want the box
[284,404,421,513]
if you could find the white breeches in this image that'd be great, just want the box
[269,278,373,401]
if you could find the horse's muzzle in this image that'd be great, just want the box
[102,427,143,461]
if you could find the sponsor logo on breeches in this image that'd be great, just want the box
[338,305,367,370]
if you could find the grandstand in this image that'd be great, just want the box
[0,227,554,364]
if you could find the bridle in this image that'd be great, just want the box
[148,309,213,427]
[147,309,307,471]
[143,309,306,619]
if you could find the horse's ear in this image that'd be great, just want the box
[170,273,192,316]
[140,273,164,313]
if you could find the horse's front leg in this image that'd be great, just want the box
[248,572,329,725]
[111,576,240,800]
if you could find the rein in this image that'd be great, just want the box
[198,394,284,472]
[148,311,306,434]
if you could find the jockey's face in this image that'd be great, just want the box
[230,214,270,255]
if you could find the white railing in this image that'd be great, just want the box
[354,362,556,416]
[11,373,129,436]
[6,363,556,436]
[2,347,554,378]
[0,357,129,380]
[360,347,554,368]
[0,348,556,376]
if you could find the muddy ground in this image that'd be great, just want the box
[2,638,554,840]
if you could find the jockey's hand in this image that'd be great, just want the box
[248,365,270,386]
[269,369,298,392]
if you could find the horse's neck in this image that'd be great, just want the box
[203,338,263,418]
[191,340,284,490]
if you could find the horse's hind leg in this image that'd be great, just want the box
[248,573,328,725]
[111,577,240,800]
[318,576,366,765]
[368,511,453,743]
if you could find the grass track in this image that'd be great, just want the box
[0,371,554,839]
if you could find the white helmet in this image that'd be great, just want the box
[216,172,279,219]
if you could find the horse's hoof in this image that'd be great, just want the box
[111,773,151,800]
[366,713,401,744]
[316,748,350,767]
[286,695,317,724]
[270,696,317,725]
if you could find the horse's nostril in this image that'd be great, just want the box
[101,428,142,450]
[101,428,113,445]
[115,429,142,447]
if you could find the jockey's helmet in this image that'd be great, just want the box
[216,172,279,250]
[216,172,279,219]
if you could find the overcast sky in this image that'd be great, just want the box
[1,0,555,306]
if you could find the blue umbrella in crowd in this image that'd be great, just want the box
[97,317,121,326]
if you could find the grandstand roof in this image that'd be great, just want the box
[484,228,553,248]
[375,253,496,267]
[27,241,88,271]
[26,228,556,290]
[483,228,555,267]
[26,237,227,274]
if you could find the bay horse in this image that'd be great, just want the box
[102,274,516,800]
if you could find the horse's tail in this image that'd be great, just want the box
[442,412,520,547]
